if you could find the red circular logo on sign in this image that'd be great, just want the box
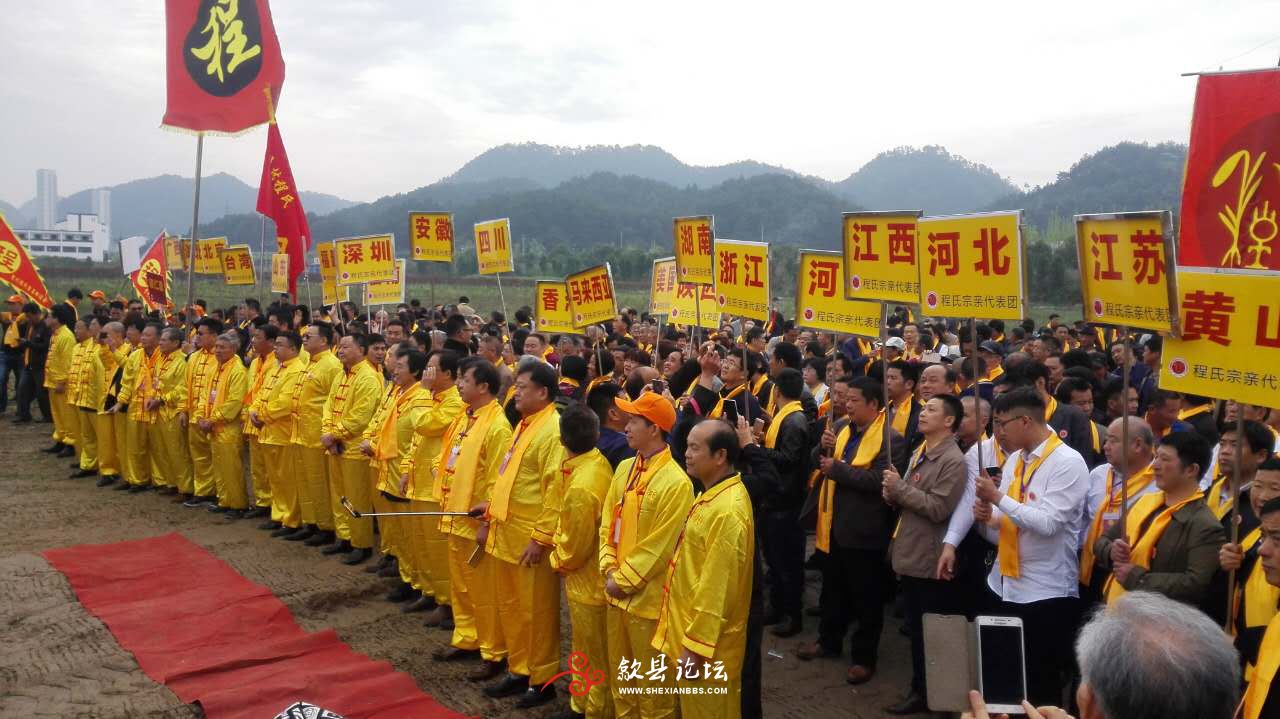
[925,291,939,309]
[1092,298,1104,317]
[850,275,862,290]
[803,307,815,321]
[717,294,726,306]
[1168,358,1188,378]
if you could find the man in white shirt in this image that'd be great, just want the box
[973,387,1090,706]
[1078,417,1158,601]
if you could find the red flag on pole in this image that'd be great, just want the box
[0,215,54,308]
[257,119,310,299]
[131,232,172,311]
[162,0,285,133]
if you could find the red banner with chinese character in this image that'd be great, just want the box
[1178,69,1280,271]
[257,121,310,299]
[163,0,285,133]
[130,232,171,311]
[0,215,53,308]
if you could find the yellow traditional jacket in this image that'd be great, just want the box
[485,403,564,563]
[290,348,342,447]
[550,448,613,606]
[321,361,383,459]
[255,356,306,446]
[401,384,465,502]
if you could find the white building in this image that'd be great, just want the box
[91,188,111,229]
[14,213,110,262]
[36,169,57,230]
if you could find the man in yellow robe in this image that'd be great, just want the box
[287,323,342,544]
[180,318,222,506]
[199,332,249,517]
[93,321,129,487]
[68,318,98,478]
[43,304,78,457]
[249,330,307,534]
[320,333,383,564]
[111,322,157,492]
[242,325,279,518]
[148,327,190,496]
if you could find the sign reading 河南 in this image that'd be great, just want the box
[409,212,454,263]
[843,211,922,304]
[669,282,720,330]
[270,253,289,294]
[535,281,576,334]
[194,237,229,274]
[795,250,881,338]
[1162,270,1280,408]
[650,257,678,316]
[316,242,348,307]
[334,234,396,286]
[566,264,617,329]
[673,215,715,286]
[1075,211,1178,334]
[714,239,769,322]
[917,210,1025,320]
[364,259,406,305]
[474,218,513,275]
[219,245,256,286]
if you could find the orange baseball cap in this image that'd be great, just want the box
[7,294,23,304]
[614,390,677,433]
[88,290,107,300]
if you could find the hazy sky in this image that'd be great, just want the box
[3,1,1279,205]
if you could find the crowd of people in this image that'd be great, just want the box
[5,287,1280,719]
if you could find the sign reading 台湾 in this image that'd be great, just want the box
[474,218,513,275]
[409,212,453,263]
[650,257,677,316]
[534,281,576,334]
[795,250,881,337]
[364,259,406,306]
[843,211,922,304]
[1162,270,1280,408]
[566,264,617,329]
[714,239,769,321]
[673,215,715,285]
[334,234,396,286]
[917,211,1025,320]
[270,253,289,294]
[1075,211,1178,334]
[669,282,720,330]
[194,236,229,274]
[219,245,255,286]
[316,242,348,307]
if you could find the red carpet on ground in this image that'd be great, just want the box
[44,532,468,719]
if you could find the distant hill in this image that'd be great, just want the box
[0,199,24,226]
[984,141,1186,229]
[7,173,356,239]
[834,146,1020,215]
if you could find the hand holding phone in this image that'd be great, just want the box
[975,616,1027,715]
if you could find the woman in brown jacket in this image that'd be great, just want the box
[1093,430,1225,606]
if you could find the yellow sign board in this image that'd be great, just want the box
[669,282,720,330]
[190,237,227,274]
[316,242,347,307]
[714,238,769,321]
[364,259,406,306]
[165,235,186,270]
[1161,270,1280,408]
[1075,211,1178,333]
[566,264,618,329]
[917,211,1025,320]
[270,253,289,295]
[534,281,576,334]
[334,234,396,286]
[795,250,881,337]
[843,211,922,304]
[650,257,677,315]
[409,212,454,263]
[673,215,715,285]
[218,245,255,286]
[474,218,513,275]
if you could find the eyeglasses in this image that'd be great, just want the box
[992,414,1032,430]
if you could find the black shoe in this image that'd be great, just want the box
[271,525,298,538]
[377,557,401,578]
[207,503,229,513]
[483,673,529,698]
[884,692,929,715]
[432,646,479,662]
[805,605,823,617]
[402,594,437,614]
[42,442,63,453]
[243,506,270,519]
[304,530,335,547]
[96,475,117,487]
[771,616,802,638]
[69,461,83,469]
[386,583,417,603]
[366,553,393,574]
[127,484,151,494]
[340,548,372,565]
[321,540,352,556]
[284,526,317,542]
[13,417,31,424]
[439,614,455,631]
[113,481,134,491]
[257,520,282,531]
[57,445,76,458]
[70,469,97,479]
[515,684,557,709]
[157,486,177,495]
[223,509,245,520]
[183,496,212,508]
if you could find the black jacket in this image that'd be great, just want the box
[1048,402,1098,468]
[800,418,908,550]
[18,319,50,370]
[757,407,812,511]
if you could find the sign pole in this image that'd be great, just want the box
[881,304,893,469]
[1227,408,1245,632]
[972,317,983,477]
[257,215,266,307]
[741,314,752,426]
[304,259,314,311]
[495,272,510,331]
[184,132,205,311]
[1119,325,1132,525]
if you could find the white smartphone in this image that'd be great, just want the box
[975,615,1027,715]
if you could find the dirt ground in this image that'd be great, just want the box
[0,417,914,718]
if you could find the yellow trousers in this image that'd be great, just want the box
[187,424,216,498]
[263,443,301,527]
[93,412,119,477]
[676,670,741,719]
[210,426,247,509]
[124,417,151,486]
[408,499,451,602]
[149,417,188,491]
[50,390,76,445]
[76,408,98,471]
[296,445,332,529]
[606,607,675,719]
[493,557,561,684]
[329,455,373,548]
[568,600,612,718]
[372,487,402,559]
[248,437,272,508]
[448,534,504,661]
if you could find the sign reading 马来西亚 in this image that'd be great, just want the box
[566,264,618,329]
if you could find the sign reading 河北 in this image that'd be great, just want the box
[714,239,769,322]
[673,215,715,286]
[194,237,229,275]
[795,250,881,338]
[534,281,576,335]
[219,245,256,286]
[1075,211,1178,334]
[409,212,454,263]
[474,218,513,275]
[668,282,720,330]
[916,210,1025,320]
[843,211,922,304]
[334,234,396,286]
[566,264,618,329]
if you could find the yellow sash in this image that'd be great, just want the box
[437,401,504,514]
[890,395,914,435]
[998,434,1064,578]
[375,384,423,461]
[1179,404,1213,421]
[1104,490,1205,603]
[203,357,240,420]
[817,398,831,418]
[1079,463,1155,585]
[612,448,673,559]
[815,412,886,552]
[765,400,803,448]
[1043,395,1058,422]
[709,383,748,420]
[1241,613,1280,719]
[1208,474,1233,520]
[489,403,558,521]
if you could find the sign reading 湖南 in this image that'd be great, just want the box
[566,264,618,329]
[219,245,256,286]
[1075,211,1178,334]
[334,234,396,286]
[843,211,922,305]
[673,215,714,286]
[1162,270,1280,408]
[916,210,1025,320]
[795,250,881,338]
[650,257,677,316]
[714,238,769,322]
[534,281,576,334]
[474,218,513,275]
[409,212,453,263]
[364,259,406,306]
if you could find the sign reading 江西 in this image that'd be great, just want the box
[842,211,922,304]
